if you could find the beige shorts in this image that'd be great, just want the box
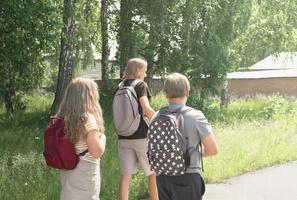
[118,138,154,176]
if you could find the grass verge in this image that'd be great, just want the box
[1,94,297,199]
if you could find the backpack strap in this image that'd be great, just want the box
[118,79,142,88]
[176,106,204,172]
[158,106,170,115]
[130,79,142,88]
[175,106,193,148]
[118,81,124,89]
[117,79,141,101]
[78,149,88,157]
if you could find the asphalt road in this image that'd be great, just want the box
[204,161,297,200]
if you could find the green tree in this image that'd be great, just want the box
[116,0,252,96]
[165,0,252,96]
[117,0,137,76]
[136,0,176,86]
[100,0,110,85]
[0,0,61,114]
[51,0,78,114]
[51,0,102,114]
[230,0,297,70]
[74,0,101,71]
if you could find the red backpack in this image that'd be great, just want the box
[43,117,88,170]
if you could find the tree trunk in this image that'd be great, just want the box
[145,12,158,88]
[145,37,156,88]
[118,0,134,77]
[50,0,77,115]
[100,0,109,86]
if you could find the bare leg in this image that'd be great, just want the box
[119,174,132,200]
[148,174,159,200]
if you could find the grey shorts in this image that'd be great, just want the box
[118,138,154,176]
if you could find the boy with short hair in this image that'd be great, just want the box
[154,72,218,200]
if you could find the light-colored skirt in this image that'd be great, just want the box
[60,159,101,200]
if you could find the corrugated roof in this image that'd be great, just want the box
[249,52,297,70]
[228,69,297,79]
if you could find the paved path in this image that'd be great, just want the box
[204,161,297,200]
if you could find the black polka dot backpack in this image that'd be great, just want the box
[147,106,194,176]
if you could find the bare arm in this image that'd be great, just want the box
[86,131,106,159]
[139,96,155,121]
[201,133,218,157]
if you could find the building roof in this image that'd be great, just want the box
[228,69,297,79]
[249,52,297,71]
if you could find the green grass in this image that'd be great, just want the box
[204,119,297,182]
[0,94,148,200]
[1,94,297,199]
[0,94,60,200]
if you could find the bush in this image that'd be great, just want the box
[159,93,297,124]
[151,93,168,110]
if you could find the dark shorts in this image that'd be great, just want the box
[156,173,205,200]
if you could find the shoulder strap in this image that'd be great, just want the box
[175,106,192,142]
[177,106,204,171]
[130,79,142,88]
[158,106,169,115]
[178,105,194,115]
[172,106,193,142]
[179,106,204,172]
[78,149,88,157]
[118,79,142,89]
[118,81,124,89]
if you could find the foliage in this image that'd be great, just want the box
[50,0,104,114]
[100,0,110,84]
[150,93,168,111]
[74,0,101,70]
[99,79,118,114]
[187,93,297,124]
[114,0,253,98]
[164,0,252,95]
[114,0,296,99]
[50,0,78,114]
[115,0,137,75]
[0,0,62,113]
[230,0,297,70]
[0,0,102,114]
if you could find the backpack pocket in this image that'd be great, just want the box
[149,149,186,176]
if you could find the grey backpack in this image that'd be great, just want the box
[112,80,141,136]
